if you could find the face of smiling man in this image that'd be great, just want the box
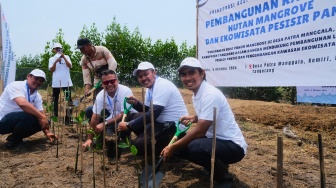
[102,73,119,97]
[136,69,156,88]
[26,74,45,91]
[179,67,205,94]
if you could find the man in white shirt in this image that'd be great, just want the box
[118,62,188,156]
[161,57,248,186]
[48,43,73,124]
[82,69,138,163]
[0,69,57,149]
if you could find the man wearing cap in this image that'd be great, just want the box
[48,42,73,124]
[81,69,139,164]
[76,37,117,100]
[0,69,57,149]
[118,62,188,156]
[160,57,248,186]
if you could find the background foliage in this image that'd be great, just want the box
[16,17,295,103]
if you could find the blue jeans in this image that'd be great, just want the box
[0,112,41,141]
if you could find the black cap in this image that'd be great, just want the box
[76,37,91,49]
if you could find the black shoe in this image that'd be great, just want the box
[214,159,233,182]
[5,140,24,150]
[65,116,71,126]
[107,141,122,164]
[214,180,233,188]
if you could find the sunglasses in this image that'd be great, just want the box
[102,79,117,85]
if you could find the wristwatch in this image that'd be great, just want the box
[104,121,108,126]
[126,122,131,130]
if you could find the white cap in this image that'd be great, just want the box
[133,62,155,76]
[177,57,203,72]
[53,43,62,49]
[30,69,47,81]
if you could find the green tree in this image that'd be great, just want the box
[104,17,152,86]
[16,55,41,81]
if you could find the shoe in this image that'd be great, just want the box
[214,159,234,182]
[5,140,24,150]
[64,116,71,126]
[106,127,114,136]
[214,180,233,188]
[107,141,122,164]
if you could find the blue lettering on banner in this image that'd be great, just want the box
[204,0,336,45]
[1,11,17,89]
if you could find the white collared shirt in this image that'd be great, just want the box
[0,80,43,120]
[193,81,248,154]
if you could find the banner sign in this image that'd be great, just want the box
[297,86,336,104]
[1,6,16,89]
[198,0,336,86]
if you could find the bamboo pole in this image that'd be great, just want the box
[150,100,156,188]
[81,89,86,173]
[114,92,119,171]
[210,107,217,188]
[142,88,148,187]
[60,80,64,144]
[277,135,283,188]
[318,134,326,188]
[102,88,107,188]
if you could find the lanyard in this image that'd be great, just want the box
[147,87,153,103]
[106,88,119,115]
[26,83,36,103]
[147,76,158,104]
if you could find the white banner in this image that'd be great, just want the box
[1,6,16,89]
[297,86,336,104]
[198,0,336,86]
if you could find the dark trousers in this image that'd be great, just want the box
[0,112,41,141]
[52,87,72,117]
[176,137,245,171]
[133,121,176,156]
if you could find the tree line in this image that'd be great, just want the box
[16,17,295,104]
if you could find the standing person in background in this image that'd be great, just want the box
[77,37,117,101]
[0,69,57,149]
[48,42,73,125]
[160,57,248,186]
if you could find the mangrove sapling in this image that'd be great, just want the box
[118,137,142,176]
[86,129,103,188]
[73,110,89,174]
[43,101,58,157]
[52,116,60,158]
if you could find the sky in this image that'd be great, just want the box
[1,0,197,58]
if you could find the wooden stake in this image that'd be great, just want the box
[318,133,326,188]
[277,135,283,188]
[102,88,107,188]
[150,100,156,188]
[210,107,217,188]
[113,92,119,171]
[142,87,148,188]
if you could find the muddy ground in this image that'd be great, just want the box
[0,88,335,188]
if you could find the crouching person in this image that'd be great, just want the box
[160,58,248,186]
[118,62,188,157]
[0,69,57,149]
[82,70,138,163]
